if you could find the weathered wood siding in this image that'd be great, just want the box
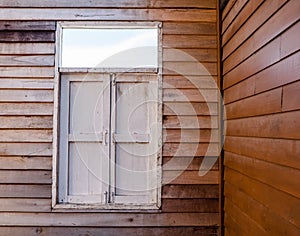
[0,0,220,235]
[222,0,300,235]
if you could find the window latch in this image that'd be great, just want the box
[104,191,108,204]
[103,130,108,146]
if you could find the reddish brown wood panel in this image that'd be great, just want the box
[0,0,220,234]
[222,0,300,235]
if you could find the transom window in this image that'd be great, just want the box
[53,22,162,210]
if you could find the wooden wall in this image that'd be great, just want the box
[0,0,220,235]
[222,0,300,235]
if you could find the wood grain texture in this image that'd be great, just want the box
[163,157,219,171]
[0,89,53,102]
[0,67,54,77]
[0,156,51,170]
[226,110,300,139]
[0,199,51,212]
[0,55,54,66]
[163,143,220,157]
[222,0,300,234]
[0,21,56,30]
[163,88,218,102]
[0,5,220,233]
[164,115,218,129]
[0,212,219,226]
[225,167,300,229]
[163,170,219,184]
[0,103,53,115]
[162,199,218,212]
[0,0,148,8]
[223,0,287,57]
[282,80,300,111]
[0,184,51,198]
[163,102,218,115]
[224,136,300,170]
[223,0,299,74]
[0,227,219,236]
[0,170,51,184]
[163,22,216,35]
[0,143,52,156]
[0,43,54,54]
[225,88,282,119]
[162,184,219,199]
[0,31,55,42]
[0,9,216,22]
[0,79,53,89]
[225,181,300,235]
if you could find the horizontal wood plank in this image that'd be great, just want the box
[163,115,218,129]
[223,0,288,59]
[0,55,54,66]
[255,52,300,93]
[0,31,55,42]
[0,89,53,102]
[163,35,217,48]
[162,199,218,213]
[221,0,248,35]
[226,110,300,139]
[0,212,219,226]
[0,227,219,236]
[0,116,52,129]
[223,23,300,89]
[0,184,51,198]
[225,88,282,119]
[225,181,300,235]
[163,170,219,184]
[163,143,220,157]
[0,67,54,77]
[163,49,217,62]
[0,0,147,8]
[224,136,300,170]
[0,170,51,184]
[0,129,52,142]
[0,143,52,156]
[0,199,51,212]
[0,79,53,89]
[0,103,53,115]
[0,43,54,54]
[163,102,218,116]
[225,151,300,198]
[0,9,216,22]
[163,88,218,102]
[163,76,218,89]
[223,0,299,74]
[163,22,216,35]
[0,21,55,30]
[162,184,219,199]
[282,80,300,111]
[149,0,216,8]
[0,156,51,170]
[163,129,219,143]
[163,157,219,171]
[224,197,269,236]
[163,62,217,76]
[225,167,300,229]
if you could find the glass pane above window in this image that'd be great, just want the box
[61,28,158,68]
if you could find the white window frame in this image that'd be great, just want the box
[52,21,163,210]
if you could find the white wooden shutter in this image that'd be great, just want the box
[110,74,159,205]
[59,73,110,204]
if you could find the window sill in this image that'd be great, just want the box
[52,203,161,213]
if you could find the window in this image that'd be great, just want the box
[53,22,162,209]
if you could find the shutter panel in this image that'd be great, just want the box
[111,74,159,205]
[59,73,110,204]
